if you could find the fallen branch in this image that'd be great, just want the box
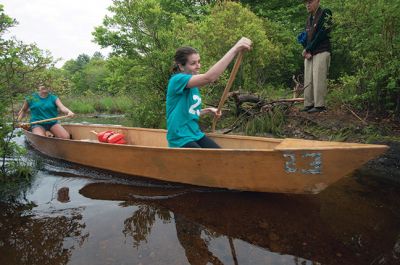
[343,104,368,125]
[267,98,305,103]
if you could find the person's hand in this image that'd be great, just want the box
[67,111,75,117]
[234,37,252,52]
[302,49,312,60]
[208,107,222,118]
[18,123,30,130]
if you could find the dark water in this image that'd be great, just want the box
[1,127,400,265]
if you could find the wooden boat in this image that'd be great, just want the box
[23,123,388,194]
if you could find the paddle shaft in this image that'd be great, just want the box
[211,51,243,132]
[26,115,73,126]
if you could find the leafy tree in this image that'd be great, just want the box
[92,51,105,60]
[0,5,53,178]
[239,0,305,82]
[82,56,108,93]
[329,0,400,117]
[62,53,108,94]
[240,0,305,32]
[195,1,289,95]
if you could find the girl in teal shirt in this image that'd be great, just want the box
[18,85,74,139]
[166,37,252,148]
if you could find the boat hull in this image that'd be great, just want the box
[23,124,388,194]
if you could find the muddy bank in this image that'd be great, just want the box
[358,141,400,185]
[283,109,400,185]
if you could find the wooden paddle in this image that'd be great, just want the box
[211,51,244,133]
[19,114,74,130]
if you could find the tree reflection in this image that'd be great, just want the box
[121,202,172,248]
[121,200,224,265]
[0,202,88,265]
[175,215,224,265]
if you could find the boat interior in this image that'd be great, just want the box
[60,123,386,151]
[64,124,283,150]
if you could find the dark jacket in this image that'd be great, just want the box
[304,7,332,55]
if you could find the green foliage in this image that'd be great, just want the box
[0,5,52,180]
[62,53,109,95]
[103,56,150,95]
[196,1,282,93]
[240,0,305,32]
[239,0,304,85]
[243,107,286,137]
[128,92,166,128]
[329,0,400,117]
[0,156,43,202]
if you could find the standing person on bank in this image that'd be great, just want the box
[300,0,332,113]
[166,37,252,148]
[17,84,74,139]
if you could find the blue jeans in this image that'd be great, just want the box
[182,135,220,148]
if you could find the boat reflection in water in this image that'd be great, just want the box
[79,176,400,265]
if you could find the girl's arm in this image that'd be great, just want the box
[187,37,252,88]
[55,98,75,116]
[17,101,29,121]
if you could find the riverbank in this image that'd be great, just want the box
[282,106,400,185]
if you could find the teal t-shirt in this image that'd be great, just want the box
[166,73,205,147]
[26,92,59,124]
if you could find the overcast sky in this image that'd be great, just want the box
[2,0,112,67]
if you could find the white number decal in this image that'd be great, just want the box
[283,153,296,173]
[189,95,201,116]
[283,152,322,174]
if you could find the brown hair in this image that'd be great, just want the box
[171,46,198,74]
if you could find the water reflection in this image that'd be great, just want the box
[173,214,224,265]
[79,178,400,265]
[0,202,88,265]
[57,187,70,203]
[122,202,172,248]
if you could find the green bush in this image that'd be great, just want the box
[127,92,166,129]
[330,0,400,117]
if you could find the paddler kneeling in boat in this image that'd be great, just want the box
[166,37,252,148]
[17,84,74,139]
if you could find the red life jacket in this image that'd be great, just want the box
[96,130,127,144]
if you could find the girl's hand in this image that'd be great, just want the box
[203,107,222,118]
[67,111,75,117]
[235,37,252,52]
[19,123,30,130]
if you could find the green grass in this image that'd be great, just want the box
[68,100,96,114]
[63,96,133,114]
[240,107,286,137]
